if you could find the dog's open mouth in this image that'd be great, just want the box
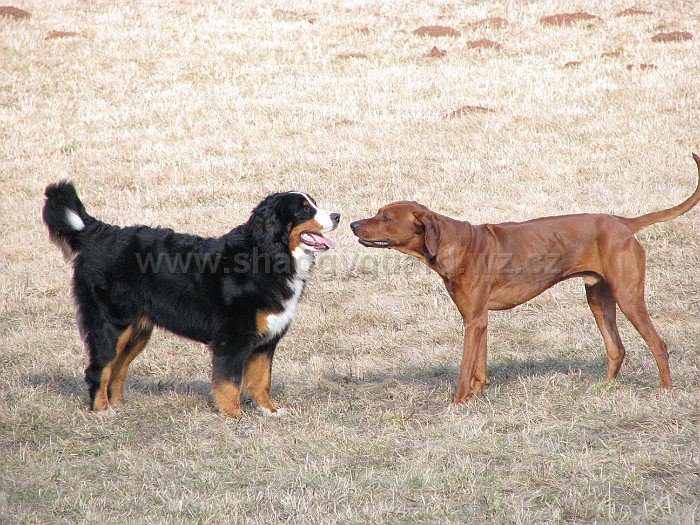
[300,232,336,251]
[358,238,391,248]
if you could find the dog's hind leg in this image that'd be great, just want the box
[605,240,672,389]
[210,339,253,418]
[83,322,134,411]
[613,294,672,389]
[108,317,154,405]
[585,278,626,381]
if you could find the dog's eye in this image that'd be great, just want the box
[381,214,390,223]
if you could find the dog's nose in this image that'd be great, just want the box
[350,220,361,232]
[330,212,341,224]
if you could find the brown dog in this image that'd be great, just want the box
[351,154,700,403]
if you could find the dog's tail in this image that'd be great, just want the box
[42,181,94,260]
[626,153,700,233]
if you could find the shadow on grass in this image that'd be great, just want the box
[23,371,212,406]
[326,355,611,389]
[27,353,648,410]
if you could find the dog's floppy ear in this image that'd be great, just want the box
[414,208,441,260]
[247,194,287,252]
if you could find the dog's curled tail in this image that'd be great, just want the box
[626,153,700,233]
[43,181,93,260]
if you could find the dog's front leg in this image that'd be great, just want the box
[453,311,489,404]
[445,279,490,404]
[243,338,281,416]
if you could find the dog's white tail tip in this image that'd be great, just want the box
[66,209,85,231]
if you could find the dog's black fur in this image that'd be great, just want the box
[43,182,339,417]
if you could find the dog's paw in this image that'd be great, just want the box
[257,406,287,417]
[90,405,117,417]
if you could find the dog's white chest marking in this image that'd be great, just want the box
[262,248,314,340]
[264,278,304,338]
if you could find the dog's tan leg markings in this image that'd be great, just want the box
[92,326,133,411]
[108,317,154,405]
[255,311,270,337]
[212,380,243,419]
[243,351,277,414]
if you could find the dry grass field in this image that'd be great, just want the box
[1,0,699,523]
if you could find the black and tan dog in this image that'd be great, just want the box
[44,182,339,417]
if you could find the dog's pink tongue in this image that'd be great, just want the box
[308,232,336,249]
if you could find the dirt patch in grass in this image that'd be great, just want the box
[423,45,446,58]
[540,12,599,26]
[327,118,356,128]
[468,17,508,29]
[627,63,658,70]
[617,8,653,17]
[45,31,81,40]
[651,31,693,42]
[0,5,29,18]
[413,25,460,37]
[466,38,501,50]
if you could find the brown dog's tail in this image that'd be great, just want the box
[625,153,700,233]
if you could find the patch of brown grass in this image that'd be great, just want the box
[1,0,699,523]
[652,31,694,42]
[413,25,461,37]
[0,5,29,19]
[45,30,80,40]
[540,12,599,26]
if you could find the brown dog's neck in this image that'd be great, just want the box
[422,215,477,280]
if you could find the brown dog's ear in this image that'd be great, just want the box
[414,209,441,260]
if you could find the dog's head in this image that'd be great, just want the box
[248,192,340,255]
[350,201,442,260]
